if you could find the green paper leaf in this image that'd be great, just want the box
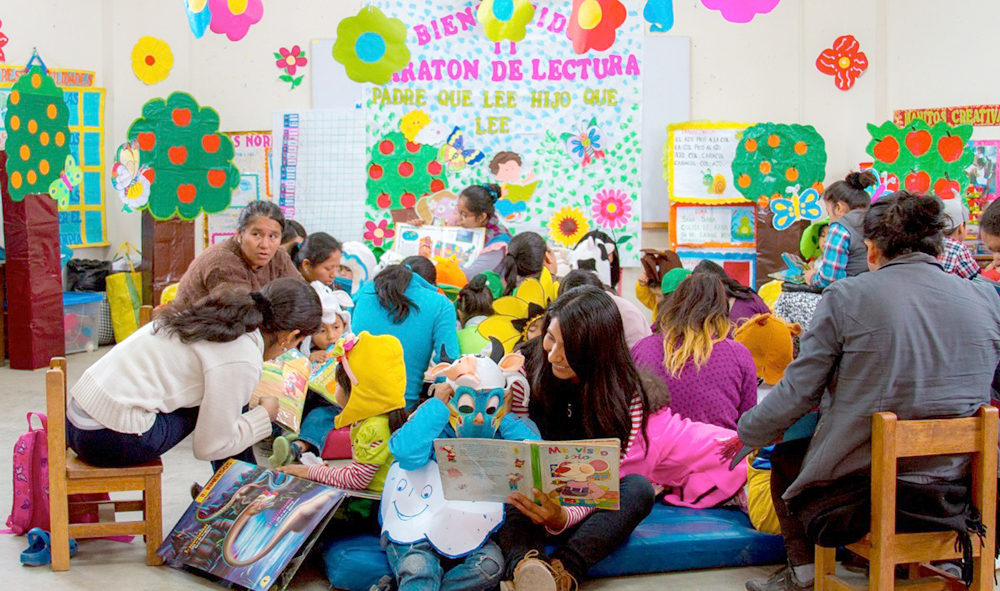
[273,52,284,60]
[616,235,632,244]
[279,74,294,83]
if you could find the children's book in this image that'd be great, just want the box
[768,252,810,284]
[157,460,345,591]
[308,348,339,404]
[433,438,621,510]
[250,349,310,433]
[391,223,486,267]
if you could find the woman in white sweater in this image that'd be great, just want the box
[66,277,322,468]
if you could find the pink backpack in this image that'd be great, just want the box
[6,413,50,535]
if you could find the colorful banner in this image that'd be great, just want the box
[893,104,1000,127]
[363,0,644,265]
[0,65,95,87]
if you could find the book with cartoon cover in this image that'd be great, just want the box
[249,349,310,433]
[433,438,621,510]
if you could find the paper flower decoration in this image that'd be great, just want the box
[364,219,395,247]
[4,67,71,202]
[478,0,535,43]
[548,206,590,248]
[700,0,779,23]
[816,35,869,91]
[477,270,559,353]
[592,188,632,229]
[567,0,628,54]
[208,0,263,42]
[131,36,174,85]
[644,0,674,32]
[333,6,411,85]
[275,45,307,90]
[0,20,8,62]
[184,0,212,38]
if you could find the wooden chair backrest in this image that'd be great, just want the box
[46,357,68,484]
[139,305,153,328]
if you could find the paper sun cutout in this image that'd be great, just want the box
[275,45,307,90]
[208,0,263,42]
[4,66,71,202]
[131,36,174,85]
[363,219,395,248]
[816,35,869,91]
[333,6,411,85]
[478,0,535,43]
[0,20,8,62]
[592,188,633,230]
[567,0,628,54]
[549,206,590,248]
[700,0,779,23]
[644,0,674,32]
[184,0,212,38]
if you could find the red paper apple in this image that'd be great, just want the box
[206,169,227,188]
[937,134,964,163]
[873,137,900,164]
[201,134,221,153]
[136,132,156,151]
[933,176,960,199]
[885,174,899,191]
[171,108,192,127]
[905,129,932,157]
[168,146,188,165]
[905,170,931,193]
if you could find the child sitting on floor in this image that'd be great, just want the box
[301,281,353,364]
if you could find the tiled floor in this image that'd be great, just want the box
[0,349,776,590]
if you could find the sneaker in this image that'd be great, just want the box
[269,435,302,468]
[549,558,579,591]
[512,550,557,591]
[190,482,203,500]
[745,565,813,591]
[368,575,396,591]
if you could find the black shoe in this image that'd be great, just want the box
[746,566,813,591]
[190,482,203,500]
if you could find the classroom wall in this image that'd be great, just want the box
[2,0,999,307]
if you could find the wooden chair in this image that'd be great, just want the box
[815,406,998,591]
[47,356,164,570]
[138,304,153,328]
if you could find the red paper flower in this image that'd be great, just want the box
[0,20,8,62]
[816,35,868,90]
[275,45,307,76]
[566,0,628,55]
[363,219,395,247]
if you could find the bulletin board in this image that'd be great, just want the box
[670,203,755,248]
[665,121,750,205]
[204,130,273,247]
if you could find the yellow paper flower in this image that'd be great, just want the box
[479,0,536,42]
[549,206,589,248]
[131,36,174,85]
[477,269,559,353]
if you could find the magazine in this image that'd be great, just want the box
[157,460,345,591]
[768,252,811,284]
[391,223,486,267]
[250,349,310,433]
[433,438,621,510]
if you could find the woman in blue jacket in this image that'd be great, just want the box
[351,256,460,408]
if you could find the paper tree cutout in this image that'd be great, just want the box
[4,66,71,202]
[816,35,868,90]
[126,92,239,220]
[731,123,828,208]
[367,131,448,211]
[701,0,779,23]
[0,20,8,62]
[132,36,174,85]
[866,120,974,200]
[479,0,535,42]
[334,6,411,84]
[184,0,211,38]
[208,0,263,42]
[548,206,590,247]
[644,0,674,32]
[567,0,628,55]
[275,45,307,90]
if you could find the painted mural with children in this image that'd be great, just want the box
[358,0,644,265]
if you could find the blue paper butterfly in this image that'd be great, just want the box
[439,127,485,171]
[560,118,607,168]
[770,188,823,231]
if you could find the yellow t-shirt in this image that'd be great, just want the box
[351,414,394,494]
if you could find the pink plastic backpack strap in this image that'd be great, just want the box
[26,413,47,432]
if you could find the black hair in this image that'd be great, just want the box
[374,265,418,324]
[529,286,649,447]
[403,256,436,284]
[282,220,306,244]
[576,230,621,288]
[456,274,494,323]
[692,259,756,300]
[501,231,549,295]
[863,191,945,260]
[290,232,342,269]
[823,171,877,210]
[334,363,408,432]
[237,200,286,232]
[157,277,321,346]
[980,198,1000,238]
[460,183,501,222]
[558,268,605,295]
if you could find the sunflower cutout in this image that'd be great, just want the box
[477,269,560,354]
[333,6,411,85]
[479,0,536,43]
[131,36,174,85]
[548,206,590,248]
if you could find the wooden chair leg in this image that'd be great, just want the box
[144,475,163,566]
[814,545,837,591]
[870,543,895,591]
[49,490,71,571]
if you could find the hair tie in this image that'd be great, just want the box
[482,184,501,201]
[249,291,274,326]
[404,263,413,271]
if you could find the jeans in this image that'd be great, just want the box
[298,397,340,452]
[66,406,257,473]
[383,538,503,591]
[769,438,815,566]
[496,473,654,580]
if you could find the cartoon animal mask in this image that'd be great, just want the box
[570,236,613,286]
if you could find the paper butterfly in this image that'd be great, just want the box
[561,117,607,168]
[111,140,154,212]
[768,252,810,284]
[49,155,83,210]
[438,127,485,171]
[862,167,893,203]
[770,188,823,231]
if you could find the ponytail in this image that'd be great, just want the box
[501,231,548,295]
[457,274,494,321]
[824,171,877,210]
[291,232,342,269]
[374,264,419,323]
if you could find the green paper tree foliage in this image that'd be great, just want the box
[3,66,71,201]
[366,131,448,211]
[731,123,828,205]
[126,92,239,220]
[865,120,974,199]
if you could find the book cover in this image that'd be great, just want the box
[434,439,621,510]
[157,460,345,591]
[250,349,310,433]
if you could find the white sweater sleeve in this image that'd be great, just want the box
[192,361,273,461]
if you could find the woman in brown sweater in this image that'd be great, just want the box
[167,202,301,311]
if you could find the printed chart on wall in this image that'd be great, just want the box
[665,122,749,204]
[271,109,368,243]
[338,0,645,264]
[205,131,273,247]
[670,204,755,248]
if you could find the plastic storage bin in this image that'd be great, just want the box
[64,292,103,354]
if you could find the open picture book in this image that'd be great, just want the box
[249,349,310,433]
[433,438,621,510]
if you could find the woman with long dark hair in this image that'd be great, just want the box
[692,260,770,327]
[498,286,654,591]
[632,273,757,430]
[291,231,343,286]
[66,278,322,469]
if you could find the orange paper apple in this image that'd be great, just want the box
[905,129,931,157]
[873,137,900,164]
[905,170,930,193]
[937,134,964,163]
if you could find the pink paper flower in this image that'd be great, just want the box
[208,0,264,42]
[816,35,869,90]
[275,46,307,76]
[700,0,779,24]
[364,219,395,247]
[592,188,632,229]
